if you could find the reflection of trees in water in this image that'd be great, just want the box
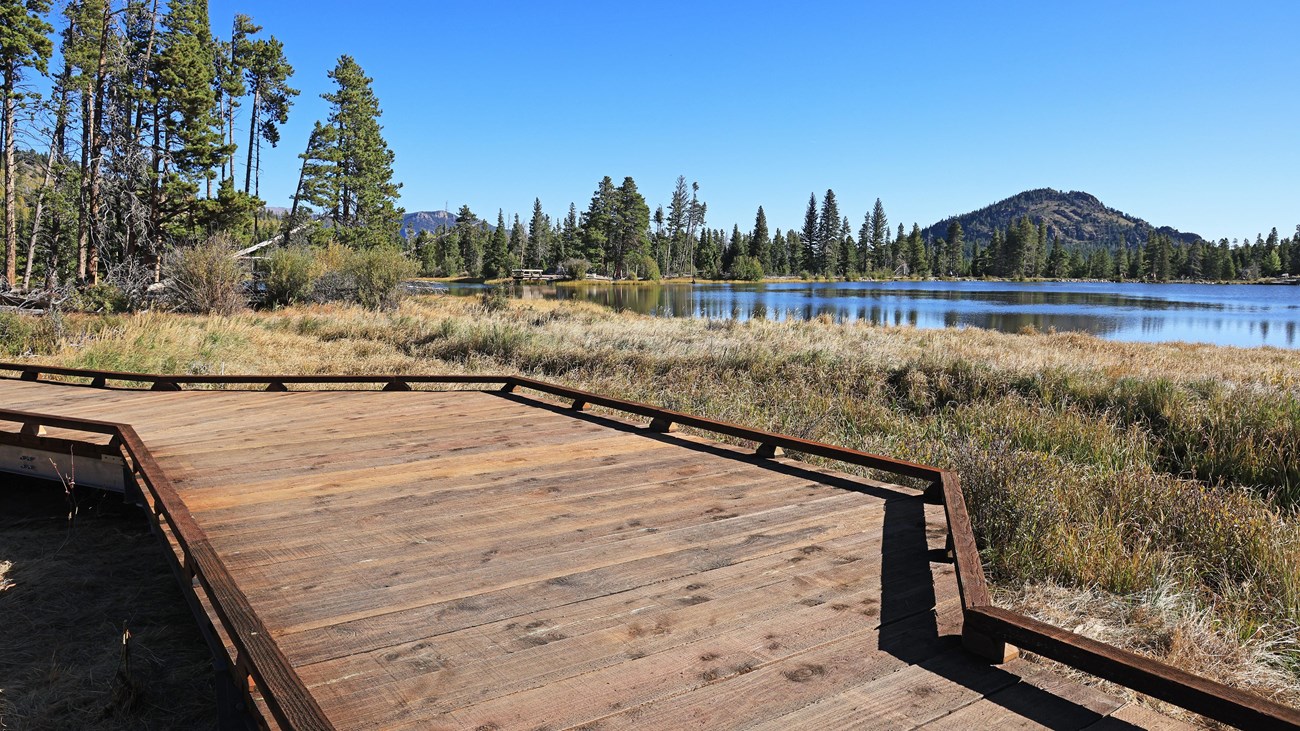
[456,281,1300,348]
[790,283,1230,312]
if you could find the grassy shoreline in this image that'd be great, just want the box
[5,294,1299,713]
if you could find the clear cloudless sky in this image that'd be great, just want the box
[202,0,1298,241]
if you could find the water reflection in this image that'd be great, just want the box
[446,281,1300,349]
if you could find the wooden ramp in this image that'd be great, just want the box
[0,376,1209,730]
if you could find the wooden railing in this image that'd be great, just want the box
[0,406,334,731]
[2,362,1297,730]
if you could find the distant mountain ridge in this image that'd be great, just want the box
[402,210,458,236]
[401,210,496,236]
[924,189,1202,249]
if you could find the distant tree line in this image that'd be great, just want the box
[417,179,1300,283]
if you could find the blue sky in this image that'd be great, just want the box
[205,0,1299,241]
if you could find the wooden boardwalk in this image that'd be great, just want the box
[0,377,1200,730]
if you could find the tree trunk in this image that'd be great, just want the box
[76,89,91,282]
[132,0,158,140]
[283,125,317,247]
[243,85,259,194]
[86,0,113,286]
[22,77,68,290]
[2,64,16,290]
[150,97,163,282]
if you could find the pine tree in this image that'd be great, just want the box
[839,215,856,276]
[454,204,482,276]
[800,193,817,273]
[242,34,296,197]
[944,221,964,276]
[771,227,785,275]
[857,214,871,274]
[610,176,648,277]
[579,176,615,270]
[156,0,227,220]
[556,202,578,268]
[893,223,905,272]
[482,209,508,278]
[508,214,525,271]
[905,224,928,276]
[217,14,257,184]
[65,0,117,280]
[313,55,402,247]
[723,223,742,274]
[750,205,770,270]
[870,199,888,270]
[1,0,53,288]
[817,189,839,275]
[1046,237,1067,278]
[526,198,548,268]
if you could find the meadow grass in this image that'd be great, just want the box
[6,294,1300,707]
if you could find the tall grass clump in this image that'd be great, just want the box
[0,311,62,356]
[163,236,248,315]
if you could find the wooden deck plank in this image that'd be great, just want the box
[0,378,1195,730]
[266,493,885,639]
[215,470,842,594]
[311,531,956,728]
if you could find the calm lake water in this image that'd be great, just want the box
[445,280,1300,349]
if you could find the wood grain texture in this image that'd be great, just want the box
[0,374,1245,730]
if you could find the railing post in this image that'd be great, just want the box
[265,382,288,392]
[647,416,677,433]
[571,399,590,411]
[382,379,412,392]
[755,443,784,458]
[962,625,1018,664]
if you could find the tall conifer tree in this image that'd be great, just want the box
[0,0,53,288]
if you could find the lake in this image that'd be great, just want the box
[444,280,1300,349]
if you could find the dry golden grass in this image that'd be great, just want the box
[0,480,215,730]
[7,293,1300,713]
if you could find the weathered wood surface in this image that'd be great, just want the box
[0,378,1192,730]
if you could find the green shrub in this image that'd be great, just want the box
[263,247,315,307]
[164,236,249,315]
[344,246,417,310]
[561,258,590,280]
[74,282,130,313]
[629,253,661,281]
[730,255,764,281]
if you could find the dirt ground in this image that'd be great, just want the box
[0,476,217,730]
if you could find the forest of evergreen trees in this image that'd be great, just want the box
[2,2,1296,299]
[0,0,401,296]
[411,181,1300,284]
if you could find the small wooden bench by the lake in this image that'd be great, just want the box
[1,366,1290,730]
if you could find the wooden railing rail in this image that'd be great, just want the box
[3,364,1297,729]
